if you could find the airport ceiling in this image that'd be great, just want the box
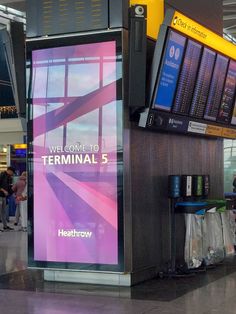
[223,0,236,39]
[1,1,236,42]
[0,0,26,12]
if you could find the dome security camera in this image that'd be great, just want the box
[135,5,145,16]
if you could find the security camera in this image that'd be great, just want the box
[135,5,145,16]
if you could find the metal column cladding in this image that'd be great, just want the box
[26,0,109,38]
[130,0,164,40]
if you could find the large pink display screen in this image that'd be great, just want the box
[32,41,120,264]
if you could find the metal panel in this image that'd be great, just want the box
[26,0,109,38]
[10,21,26,117]
[109,0,129,29]
[0,29,15,107]
[130,0,164,40]
[44,269,132,286]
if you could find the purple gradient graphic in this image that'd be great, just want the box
[32,41,119,264]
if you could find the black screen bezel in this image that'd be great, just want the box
[150,26,236,128]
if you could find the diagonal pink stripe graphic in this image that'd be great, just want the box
[54,171,117,230]
[34,172,93,262]
[33,82,116,138]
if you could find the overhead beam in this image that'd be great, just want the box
[224,8,236,13]
[223,0,236,5]
[223,14,236,21]
[224,23,236,30]
[224,28,236,35]
[0,0,24,3]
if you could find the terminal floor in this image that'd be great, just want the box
[1,228,236,313]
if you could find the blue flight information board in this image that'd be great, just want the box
[172,39,202,115]
[204,54,229,121]
[189,48,216,118]
[218,60,236,124]
[153,30,186,111]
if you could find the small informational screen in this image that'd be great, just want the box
[189,48,216,118]
[204,54,229,121]
[153,30,186,111]
[15,149,26,157]
[172,39,202,115]
[218,60,236,124]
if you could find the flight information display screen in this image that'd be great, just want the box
[218,60,236,124]
[141,13,236,138]
[189,48,216,118]
[172,39,202,115]
[153,30,186,111]
[204,54,229,121]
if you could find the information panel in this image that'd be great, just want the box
[218,60,236,124]
[189,48,216,118]
[140,10,236,139]
[27,0,109,37]
[31,40,121,266]
[204,54,229,121]
[172,39,202,115]
[153,30,186,111]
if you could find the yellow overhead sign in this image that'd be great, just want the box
[206,125,223,137]
[13,144,27,149]
[130,0,164,40]
[171,11,236,60]
[222,128,236,139]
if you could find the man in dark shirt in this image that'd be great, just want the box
[0,166,15,231]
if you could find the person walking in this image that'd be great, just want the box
[12,171,27,226]
[0,166,15,231]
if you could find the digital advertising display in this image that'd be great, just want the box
[153,30,186,111]
[28,34,123,270]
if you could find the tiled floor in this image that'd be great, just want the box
[1,224,236,313]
